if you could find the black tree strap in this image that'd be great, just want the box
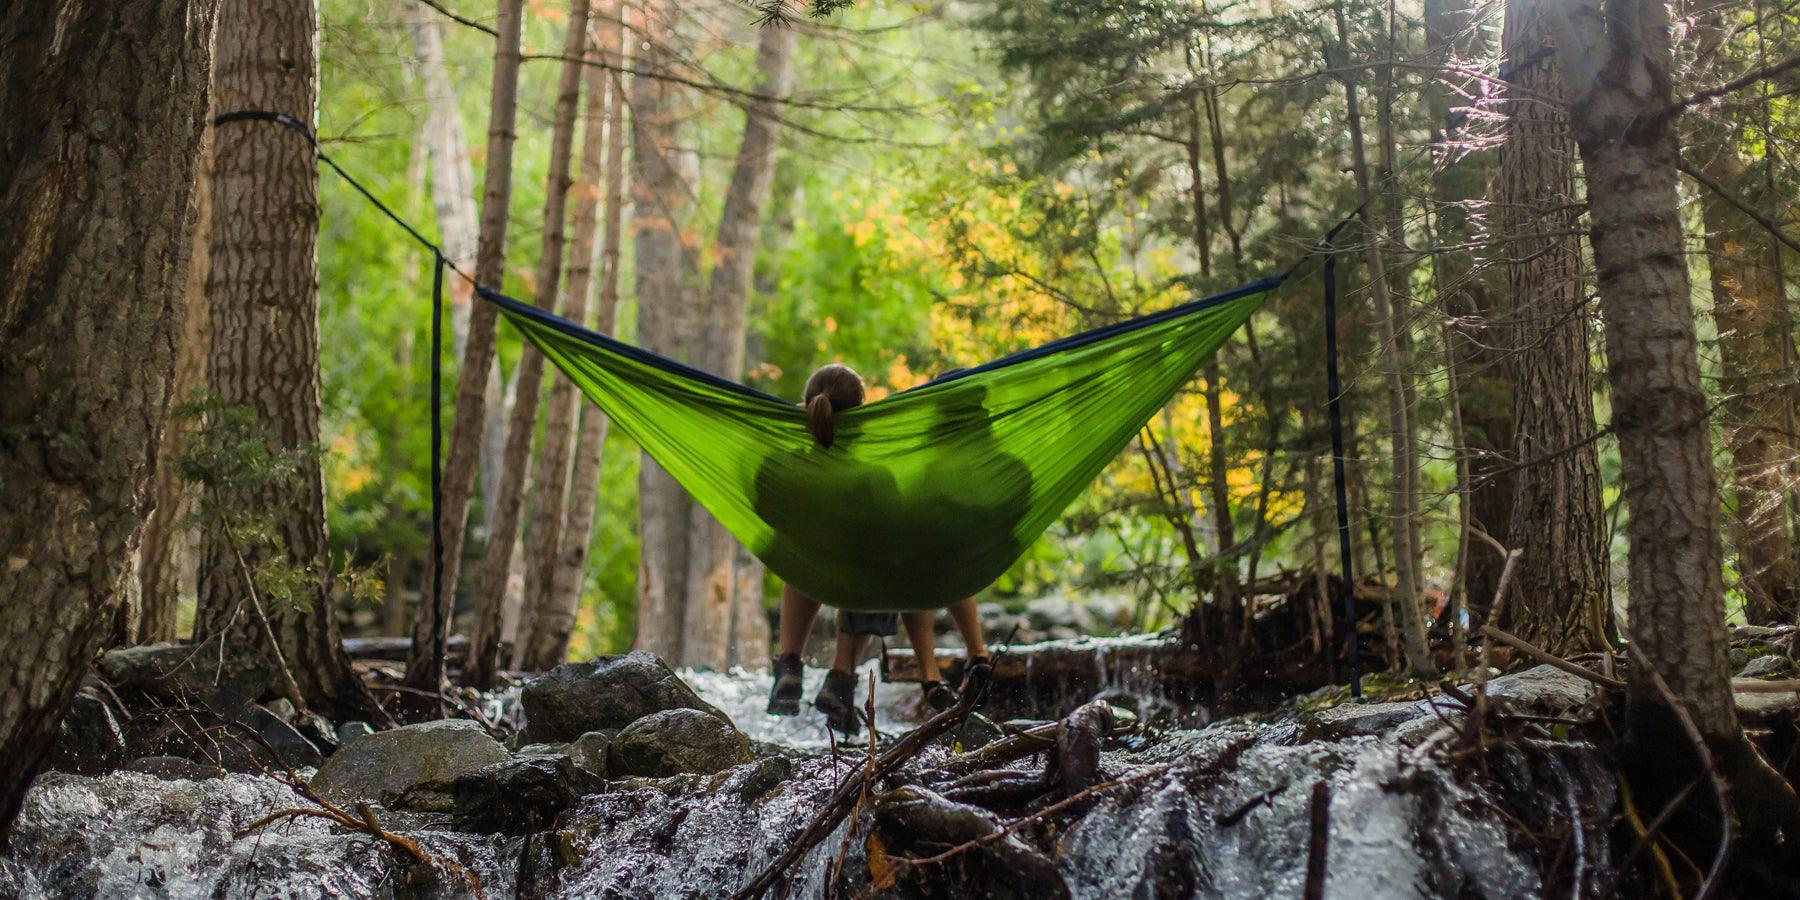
[1322,249,1360,700]
[428,253,448,698]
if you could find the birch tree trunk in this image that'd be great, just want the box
[528,11,631,671]
[1333,0,1435,675]
[680,23,797,670]
[466,0,594,688]
[402,0,510,540]
[632,0,698,661]
[1689,7,1799,626]
[1496,0,1611,655]
[514,31,612,674]
[406,0,526,688]
[0,0,218,833]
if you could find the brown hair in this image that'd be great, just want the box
[803,363,865,448]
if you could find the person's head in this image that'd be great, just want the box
[803,363,865,448]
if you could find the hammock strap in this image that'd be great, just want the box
[429,252,448,697]
[1322,249,1360,700]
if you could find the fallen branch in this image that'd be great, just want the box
[1629,644,1733,900]
[731,679,983,900]
[1731,678,1800,693]
[1479,625,1626,691]
[896,762,1177,867]
[1302,780,1331,900]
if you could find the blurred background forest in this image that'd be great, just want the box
[131,0,1799,675]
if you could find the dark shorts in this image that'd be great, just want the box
[838,610,899,636]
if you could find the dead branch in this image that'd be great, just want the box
[896,763,1178,867]
[1302,780,1331,900]
[1479,625,1626,691]
[1628,644,1734,900]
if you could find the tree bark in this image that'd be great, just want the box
[1547,0,1735,738]
[402,0,510,542]
[529,8,631,671]
[193,0,376,720]
[0,0,219,833]
[406,0,527,688]
[513,26,612,675]
[1333,0,1435,676]
[1689,6,1799,626]
[136,120,216,646]
[632,0,698,662]
[679,23,797,670]
[1496,0,1612,655]
[466,0,594,688]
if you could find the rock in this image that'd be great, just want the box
[1740,654,1795,679]
[125,755,222,781]
[336,721,375,743]
[233,703,324,771]
[723,755,792,802]
[1305,700,1424,738]
[43,688,127,776]
[516,742,568,757]
[521,652,727,742]
[1730,647,1751,669]
[1731,624,1787,642]
[310,719,510,803]
[295,712,337,753]
[1484,664,1598,716]
[98,639,274,715]
[941,712,1004,752]
[448,754,604,832]
[569,732,610,780]
[265,698,297,722]
[608,709,751,777]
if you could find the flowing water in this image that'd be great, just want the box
[0,659,1615,899]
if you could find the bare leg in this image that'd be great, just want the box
[777,584,820,658]
[829,627,872,673]
[902,612,941,682]
[945,598,987,659]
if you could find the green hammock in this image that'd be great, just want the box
[481,277,1276,613]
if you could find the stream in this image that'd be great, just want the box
[0,653,1616,899]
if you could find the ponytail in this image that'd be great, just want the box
[801,363,865,449]
[807,392,837,447]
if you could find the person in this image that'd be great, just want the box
[761,363,991,735]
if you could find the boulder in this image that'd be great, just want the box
[99,639,274,714]
[310,719,510,802]
[448,754,605,832]
[608,709,751,777]
[521,652,726,742]
[1740,653,1795,679]
[336,721,375,743]
[568,731,611,780]
[43,688,127,776]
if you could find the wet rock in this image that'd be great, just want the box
[336,721,375,743]
[125,755,222,781]
[517,742,569,757]
[265,698,297,722]
[98,639,273,715]
[873,785,1071,899]
[1484,664,1597,716]
[941,712,1005,752]
[522,652,726,742]
[608,709,751,777]
[1730,647,1752,669]
[1304,700,1424,738]
[296,712,337,754]
[1741,653,1795,678]
[722,755,791,802]
[569,731,610,780]
[44,688,128,776]
[234,703,324,771]
[448,754,604,832]
[310,719,510,802]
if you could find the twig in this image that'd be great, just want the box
[732,681,982,899]
[1671,50,1800,114]
[1676,158,1800,257]
[1599,779,1695,900]
[1302,780,1331,899]
[1479,625,1626,691]
[1628,644,1734,900]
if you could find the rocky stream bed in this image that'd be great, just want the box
[0,628,1650,900]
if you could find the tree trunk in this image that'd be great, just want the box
[679,23,797,670]
[402,0,510,541]
[632,0,697,662]
[405,0,526,688]
[1333,0,1435,676]
[136,120,216,646]
[193,0,376,721]
[513,27,612,675]
[0,0,219,833]
[466,0,594,688]
[1689,7,1799,626]
[1496,0,1612,655]
[529,9,632,672]
[1423,0,1513,629]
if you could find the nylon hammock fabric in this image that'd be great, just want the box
[482,277,1277,613]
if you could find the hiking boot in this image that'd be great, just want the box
[921,680,959,713]
[767,653,805,716]
[814,668,864,736]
